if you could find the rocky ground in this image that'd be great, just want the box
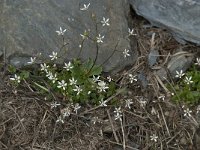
[0,11,200,150]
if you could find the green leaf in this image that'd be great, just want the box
[89,65,102,76]
[8,65,16,73]
[20,71,30,79]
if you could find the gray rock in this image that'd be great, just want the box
[0,0,137,73]
[129,0,200,45]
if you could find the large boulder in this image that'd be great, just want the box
[0,0,137,73]
[129,0,200,45]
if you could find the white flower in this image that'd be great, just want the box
[114,112,122,121]
[47,72,57,83]
[97,81,109,92]
[195,58,200,66]
[73,85,82,95]
[61,107,71,117]
[56,116,64,124]
[125,99,133,109]
[49,51,58,60]
[73,103,81,114]
[40,63,49,72]
[63,61,73,71]
[10,74,21,83]
[56,27,67,36]
[175,70,185,78]
[184,76,193,84]
[184,108,192,117]
[93,75,101,82]
[80,3,90,11]
[99,99,107,107]
[114,107,122,114]
[80,30,88,40]
[114,107,122,121]
[27,57,36,64]
[101,17,110,26]
[128,74,137,83]
[150,134,158,142]
[107,76,112,82]
[136,96,147,107]
[96,34,104,43]
[50,101,61,109]
[88,91,91,95]
[91,117,99,124]
[57,80,67,90]
[128,28,137,36]
[123,49,130,58]
[69,77,77,85]
[158,95,165,101]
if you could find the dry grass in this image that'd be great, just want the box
[0,11,200,150]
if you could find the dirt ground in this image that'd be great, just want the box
[0,9,200,150]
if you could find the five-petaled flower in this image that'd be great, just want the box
[73,103,81,114]
[51,101,61,109]
[101,17,110,26]
[96,34,104,43]
[73,85,82,95]
[123,49,131,58]
[49,51,58,60]
[128,74,137,83]
[150,134,158,142]
[57,80,67,90]
[128,28,137,36]
[97,81,109,92]
[184,76,193,85]
[80,3,90,11]
[175,70,185,78]
[56,116,64,123]
[27,57,36,64]
[56,27,67,36]
[99,98,107,107]
[125,99,133,109]
[114,107,122,120]
[10,74,21,83]
[184,108,192,117]
[195,58,200,66]
[40,63,49,72]
[63,62,73,71]
[69,77,77,85]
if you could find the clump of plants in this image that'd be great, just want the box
[170,58,200,105]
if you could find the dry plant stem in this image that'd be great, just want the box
[108,140,139,150]
[166,131,181,145]
[154,74,170,94]
[107,110,119,143]
[158,103,171,136]
[81,88,126,114]
[120,114,126,150]
[8,106,28,134]
[23,79,34,92]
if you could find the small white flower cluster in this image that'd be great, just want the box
[56,103,81,124]
[93,75,109,93]
[128,28,137,36]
